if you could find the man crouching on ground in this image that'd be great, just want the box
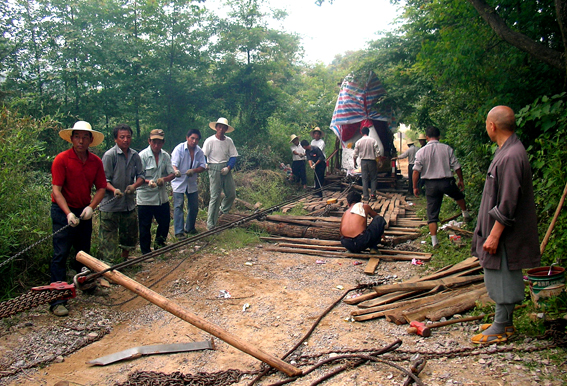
[340,191,386,254]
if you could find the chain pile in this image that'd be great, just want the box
[115,369,257,386]
[0,288,74,319]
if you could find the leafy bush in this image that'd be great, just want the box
[0,107,60,298]
[516,93,567,266]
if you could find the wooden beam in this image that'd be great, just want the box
[265,246,430,261]
[372,275,484,295]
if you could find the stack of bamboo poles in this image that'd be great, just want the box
[345,257,489,324]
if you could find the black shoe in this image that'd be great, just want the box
[175,233,187,239]
[186,229,198,235]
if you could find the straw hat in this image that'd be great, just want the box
[289,134,299,143]
[208,117,234,133]
[406,140,414,146]
[59,121,104,147]
[311,127,323,136]
[418,133,427,140]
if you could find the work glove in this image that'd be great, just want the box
[185,169,194,177]
[125,185,136,194]
[67,213,80,227]
[148,180,157,188]
[156,178,164,186]
[114,189,123,198]
[80,206,93,220]
[174,169,181,178]
[220,167,229,176]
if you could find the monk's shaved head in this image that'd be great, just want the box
[487,105,516,132]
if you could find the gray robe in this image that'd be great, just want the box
[472,133,540,270]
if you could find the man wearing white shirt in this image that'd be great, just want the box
[202,117,239,230]
[171,129,207,237]
[289,134,307,189]
[310,127,326,153]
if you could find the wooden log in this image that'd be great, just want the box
[383,285,483,325]
[444,225,474,238]
[352,290,451,316]
[364,257,380,275]
[234,198,257,210]
[265,247,430,261]
[220,214,341,240]
[343,291,381,305]
[372,275,484,295]
[402,286,488,323]
[357,257,480,308]
[76,252,302,377]
[260,237,342,246]
[390,234,421,245]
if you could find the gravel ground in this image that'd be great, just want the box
[0,239,566,386]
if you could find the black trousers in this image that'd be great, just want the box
[314,164,326,197]
[138,203,171,255]
[340,215,386,253]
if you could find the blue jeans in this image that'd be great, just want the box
[173,191,199,235]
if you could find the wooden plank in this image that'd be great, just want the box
[372,275,484,295]
[402,285,488,323]
[352,289,450,316]
[364,257,380,275]
[265,247,430,261]
[343,291,381,305]
[260,236,342,246]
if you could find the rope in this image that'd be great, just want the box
[0,195,121,269]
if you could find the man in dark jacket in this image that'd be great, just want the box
[471,105,540,344]
[301,140,326,197]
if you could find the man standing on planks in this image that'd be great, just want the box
[340,191,386,254]
[412,126,471,249]
[470,106,540,344]
[353,126,381,201]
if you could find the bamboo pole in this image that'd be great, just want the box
[76,252,302,377]
[540,180,567,255]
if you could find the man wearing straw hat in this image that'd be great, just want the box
[392,139,418,194]
[50,121,107,316]
[289,134,307,190]
[202,117,239,230]
[470,106,540,344]
[310,127,326,153]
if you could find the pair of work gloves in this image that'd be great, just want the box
[66,206,93,227]
[174,169,196,178]
[146,178,165,189]
[113,184,138,197]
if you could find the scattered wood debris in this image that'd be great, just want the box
[345,257,489,324]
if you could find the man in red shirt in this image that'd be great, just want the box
[50,121,107,316]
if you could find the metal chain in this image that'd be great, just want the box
[0,288,74,318]
[115,368,257,386]
[0,195,119,270]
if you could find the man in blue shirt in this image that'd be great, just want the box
[171,129,207,237]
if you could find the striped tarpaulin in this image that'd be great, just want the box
[330,72,388,145]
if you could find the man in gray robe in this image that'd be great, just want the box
[471,105,540,344]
